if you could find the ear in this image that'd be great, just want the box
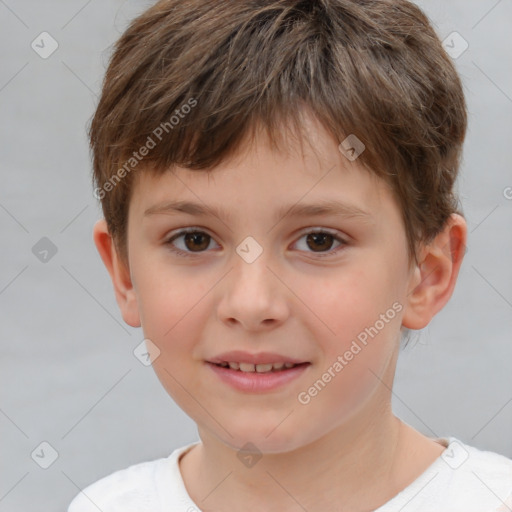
[92,219,141,328]
[402,213,467,330]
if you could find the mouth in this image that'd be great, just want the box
[206,359,311,392]
[209,361,310,373]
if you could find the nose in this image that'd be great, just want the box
[216,245,290,332]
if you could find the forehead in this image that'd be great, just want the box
[128,112,394,224]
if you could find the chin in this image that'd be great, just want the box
[213,425,312,456]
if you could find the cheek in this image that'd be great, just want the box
[293,264,398,343]
[133,262,214,369]
[135,261,212,340]
[139,272,208,413]
[294,265,401,393]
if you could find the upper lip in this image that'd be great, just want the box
[207,351,309,365]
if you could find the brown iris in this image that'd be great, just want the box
[183,232,210,252]
[306,232,335,252]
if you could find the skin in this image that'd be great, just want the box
[93,112,467,512]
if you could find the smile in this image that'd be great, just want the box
[206,361,311,392]
[213,361,304,373]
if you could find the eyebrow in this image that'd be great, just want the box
[144,199,373,224]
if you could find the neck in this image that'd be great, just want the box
[181,405,413,512]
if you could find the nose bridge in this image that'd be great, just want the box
[232,236,276,299]
[217,236,288,329]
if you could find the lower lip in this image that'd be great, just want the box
[206,362,310,392]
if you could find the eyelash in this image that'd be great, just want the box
[164,227,348,259]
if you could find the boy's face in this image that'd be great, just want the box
[118,114,420,453]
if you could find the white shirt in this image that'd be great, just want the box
[68,437,512,512]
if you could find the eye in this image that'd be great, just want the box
[293,228,347,258]
[165,228,219,256]
[164,227,348,258]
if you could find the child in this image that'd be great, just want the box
[69,0,512,510]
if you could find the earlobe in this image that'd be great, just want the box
[402,214,467,330]
[92,219,141,328]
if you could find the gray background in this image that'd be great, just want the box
[1,0,511,510]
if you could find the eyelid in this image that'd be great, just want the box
[165,226,217,243]
[296,225,342,237]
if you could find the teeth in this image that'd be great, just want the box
[218,361,299,372]
[255,363,273,373]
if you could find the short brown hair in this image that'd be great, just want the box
[89,0,467,268]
